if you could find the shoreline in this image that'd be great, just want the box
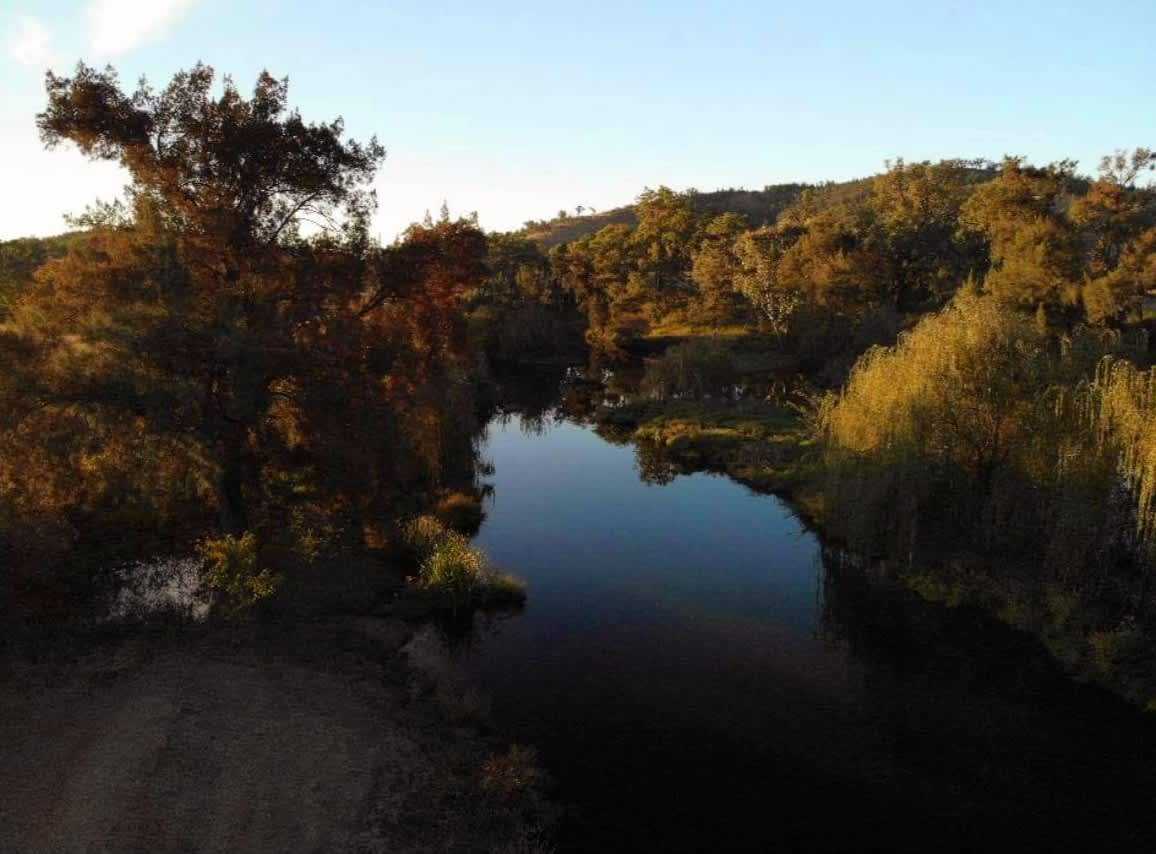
[595,394,1156,712]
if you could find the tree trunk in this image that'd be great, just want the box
[216,426,249,534]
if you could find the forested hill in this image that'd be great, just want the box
[518,164,1012,249]
[520,183,815,247]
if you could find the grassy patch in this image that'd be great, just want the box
[644,320,755,340]
[597,398,820,505]
[399,516,526,615]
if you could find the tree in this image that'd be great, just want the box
[689,212,748,322]
[869,158,987,309]
[631,186,699,301]
[1070,151,1156,323]
[960,157,1082,309]
[27,63,385,531]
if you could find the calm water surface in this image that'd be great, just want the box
[459,412,1156,852]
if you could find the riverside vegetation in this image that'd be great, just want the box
[0,63,553,853]
[4,58,1156,848]
[534,151,1156,707]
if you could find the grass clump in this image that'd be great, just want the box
[401,515,526,614]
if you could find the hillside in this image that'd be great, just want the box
[518,164,1011,249]
[520,183,814,248]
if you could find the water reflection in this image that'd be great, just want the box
[454,409,1156,853]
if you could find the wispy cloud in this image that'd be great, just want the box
[88,0,200,57]
[6,15,56,68]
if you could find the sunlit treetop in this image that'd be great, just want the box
[37,63,385,247]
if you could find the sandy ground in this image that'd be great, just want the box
[0,618,542,854]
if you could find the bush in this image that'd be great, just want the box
[402,514,454,558]
[198,532,281,615]
[419,535,488,611]
[402,515,526,614]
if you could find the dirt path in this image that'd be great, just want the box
[0,619,542,854]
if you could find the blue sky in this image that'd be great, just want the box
[3,0,1155,240]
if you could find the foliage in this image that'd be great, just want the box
[3,64,494,607]
[402,515,526,614]
[1079,357,1156,547]
[601,399,812,493]
[817,289,1150,590]
[639,338,738,400]
[0,233,83,318]
[402,514,455,558]
[544,153,1153,379]
[471,232,584,362]
[198,532,281,614]
[1089,618,1144,675]
[419,535,488,611]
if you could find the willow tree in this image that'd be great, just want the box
[26,63,385,531]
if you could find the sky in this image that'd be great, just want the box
[2,0,1155,241]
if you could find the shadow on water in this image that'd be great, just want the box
[447,372,1156,852]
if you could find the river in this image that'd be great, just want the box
[449,407,1156,852]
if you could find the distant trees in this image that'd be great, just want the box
[961,155,1156,321]
[545,154,1155,371]
[690,213,748,322]
[632,186,699,299]
[869,158,986,308]
[1072,150,1156,324]
[960,158,1082,309]
[470,232,583,361]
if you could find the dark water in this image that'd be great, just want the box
[460,411,1156,852]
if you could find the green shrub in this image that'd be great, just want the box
[198,532,281,615]
[403,515,526,613]
[419,534,488,611]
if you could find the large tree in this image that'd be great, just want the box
[26,63,385,531]
[960,157,1082,310]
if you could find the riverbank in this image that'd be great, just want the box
[594,398,824,521]
[593,394,1156,711]
[0,610,553,853]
